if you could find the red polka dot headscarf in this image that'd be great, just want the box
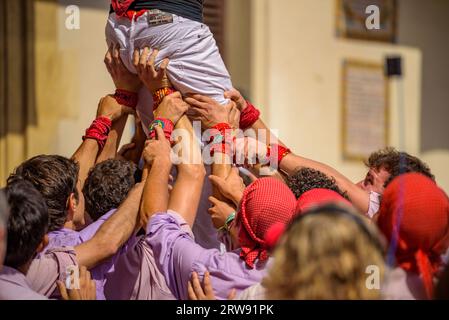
[377,173,449,299]
[237,178,297,268]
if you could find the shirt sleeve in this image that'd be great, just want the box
[78,209,117,242]
[27,247,78,298]
[146,211,210,300]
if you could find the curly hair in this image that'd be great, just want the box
[83,159,137,221]
[366,147,434,187]
[287,167,348,199]
[264,204,385,300]
[8,155,79,232]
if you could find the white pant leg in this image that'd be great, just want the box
[106,13,233,132]
[105,13,227,249]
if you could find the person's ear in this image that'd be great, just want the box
[67,193,78,221]
[36,234,49,254]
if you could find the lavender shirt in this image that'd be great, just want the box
[104,235,175,300]
[27,247,78,299]
[381,267,427,300]
[0,266,48,300]
[43,209,133,300]
[147,211,269,300]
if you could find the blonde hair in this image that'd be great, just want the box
[264,205,385,300]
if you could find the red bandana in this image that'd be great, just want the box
[111,0,135,17]
[237,178,296,268]
[265,189,352,251]
[377,173,449,299]
[296,188,352,214]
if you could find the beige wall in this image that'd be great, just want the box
[398,0,449,152]
[32,0,132,160]
[225,0,252,99]
[249,0,449,193]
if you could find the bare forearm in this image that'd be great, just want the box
[125,123,146,165]
[75,183,143,268]
[168,116,205,227]
[71,139,99,188]
[248,119,286,148]
[97,115,128,164]
[280,153,369,213]
[211,155,232,199]
[140,160,171,226]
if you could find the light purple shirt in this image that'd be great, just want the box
[382,267,427,300]
[43,209,132,300]
[104,235,175,300]
[27,247,78,299]
[0,266,48,300]
[147,211,269,300]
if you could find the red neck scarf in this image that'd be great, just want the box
[237,178,296,268]
[111,0,135,17]
[377,173,449,299]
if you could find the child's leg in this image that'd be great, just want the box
[108,12,232,132]
[105,12,230,250]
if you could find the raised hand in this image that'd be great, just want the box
[185,94,236,129]
[57,266,96,300]
[142,126,172,166]
[187,271,236,300]
[133,47,171,92]
[208,196,236,230]
[104,43,142,93]
[224,88,248,111]
[209,167,245,206]
[97,95,134,121]
[154,91,189,125]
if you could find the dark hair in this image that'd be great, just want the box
[8,155,79,232]
[83,159,137,221]
[366,147,435,187]
[287,167,348,199]
[0,190,9,228]
[4,178,49,269]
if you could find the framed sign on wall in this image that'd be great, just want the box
[336,0,397,43]
[341,60,389,161]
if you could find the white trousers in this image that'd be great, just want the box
[106,12,233,249]
[105,12,233,136]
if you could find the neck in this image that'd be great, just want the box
[63,220,76,231]
[17,260,32,275]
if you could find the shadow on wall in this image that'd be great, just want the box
[0,0,37,139]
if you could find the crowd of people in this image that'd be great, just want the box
[1,0,449,300]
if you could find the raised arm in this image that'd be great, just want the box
[185,94,237,200]
[279,153,370,213]
[136,91,188,226]
[139,126,173,227]
[71,96,133,188]
[97,44,142,164]
[167,115,206,227]
[225,89,286,148]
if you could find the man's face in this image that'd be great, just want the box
[357,167,391,194]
